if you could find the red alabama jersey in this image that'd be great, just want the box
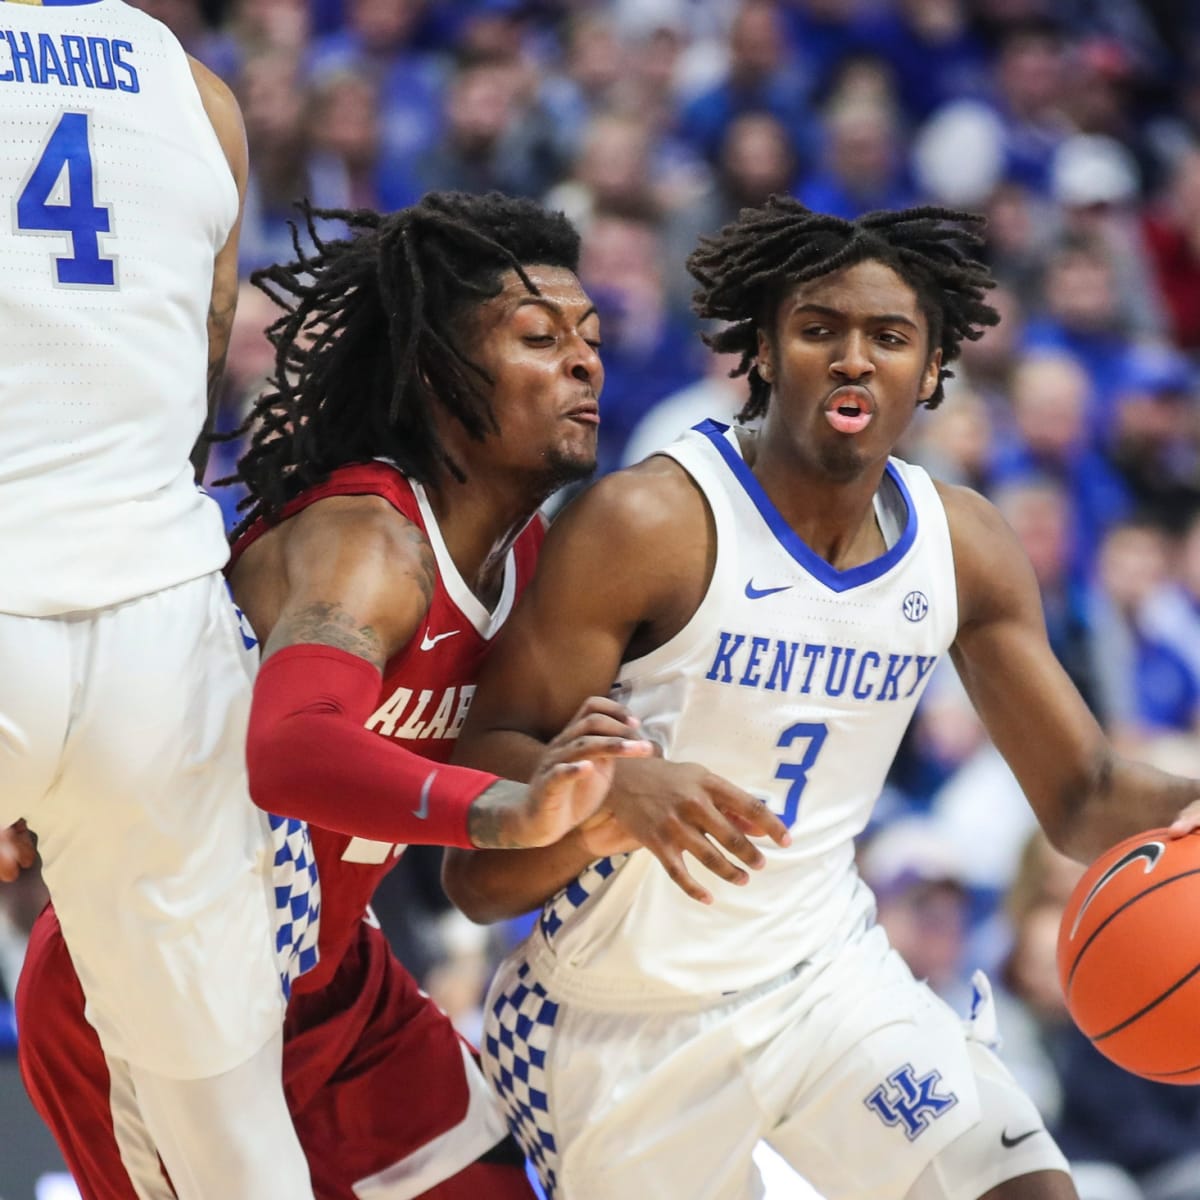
[232,461,544,992]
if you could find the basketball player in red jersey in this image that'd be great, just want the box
[13,191,678,1200]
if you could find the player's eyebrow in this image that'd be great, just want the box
[791,303,920,330]
[514,296,599,325]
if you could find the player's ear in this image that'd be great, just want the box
[919,349,942,403]
[755,329,774,385]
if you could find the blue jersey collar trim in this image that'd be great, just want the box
[694,419,918,593]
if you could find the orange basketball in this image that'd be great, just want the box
[1057,828,1200,1085]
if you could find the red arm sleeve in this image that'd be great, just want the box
[246,644,500,849]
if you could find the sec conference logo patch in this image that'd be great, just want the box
[902,591,929,622]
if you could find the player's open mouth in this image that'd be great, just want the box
[823,388,874,435]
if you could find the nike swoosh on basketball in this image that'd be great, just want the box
[1000,1128,1041,1149]
[414,771,436,820]
[420,629,460,651]
[744,580,792,600]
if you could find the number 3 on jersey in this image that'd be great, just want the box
[773,721,828,827]
[17,112,117,288]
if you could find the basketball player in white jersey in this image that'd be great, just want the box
[446,200,1200,1200]
[0,2,315,1194]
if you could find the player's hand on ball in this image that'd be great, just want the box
[0,820,37,883]
[1168,798,1200,838]
[602,759,792,905]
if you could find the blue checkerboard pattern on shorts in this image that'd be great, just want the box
[539,852,628,943]
[485,961,562,1198]
[268,813,321,999]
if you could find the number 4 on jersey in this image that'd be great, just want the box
[17,112,117,288]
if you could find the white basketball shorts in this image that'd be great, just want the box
[483,919,1069,1200]
[0,573,292,1079]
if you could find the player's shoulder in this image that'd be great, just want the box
[932,477,1017,548]
[563,453,708,542]
[277,492,430,590]
[185,53,247,181]
[185,54,237,115]
[933,478,1040,625]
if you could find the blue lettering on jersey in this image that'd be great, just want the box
[0,32,139,91]
[705,630,937,703]
[864,1064,958,1140]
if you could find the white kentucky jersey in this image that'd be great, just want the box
[0,0,235,615]
[527,421,960,1008]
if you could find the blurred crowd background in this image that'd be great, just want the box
[2,0,1200,1197]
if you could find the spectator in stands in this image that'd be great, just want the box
[576,211,704,474]
[866,0,991,123]
[678,0,813,168]
[310,0,443,209]
[544,111,662,231]
[993,474,1101,708]
[307,68,382,211]
[664,111,798,315]
[955,280,1026,419]
[1087,519,1197,747]
[1141,147,1200,351]
[989,353,1131,586]
[1050,133,1165,339]
[1106,347,1200,534]
[798,97,919,219]
[236,49,349,272]
[1142,512,1200,697]
[1022,232,1141,441]
[416,55,564,199]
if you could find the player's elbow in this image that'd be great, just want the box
[1043,749,1118,864]
[245,712,318,819]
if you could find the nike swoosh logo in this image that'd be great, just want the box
[745,581,792,600]
[1069,840,1164,939]
[420,629,460,651]
[413,771,436,820]
[1000,1128,1041,1149]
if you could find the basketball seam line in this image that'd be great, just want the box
[1092,957,1200,1043]
[1065,867,1200,993]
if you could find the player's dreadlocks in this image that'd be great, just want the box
[687,198,999,420]
[223,191,580,536]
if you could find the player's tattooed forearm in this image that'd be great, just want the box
[206,346,229,407]
[269,602,386,667]
[467,781,533,849]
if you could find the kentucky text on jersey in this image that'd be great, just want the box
[705,630,938,701]
[364,685,476,741]
[0,31,139,91]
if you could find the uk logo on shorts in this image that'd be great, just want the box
[864,1064,958,1141]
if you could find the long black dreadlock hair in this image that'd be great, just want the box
[687,198,1000,421]
[222,191,581,537]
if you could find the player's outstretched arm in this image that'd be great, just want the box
[243,497,650,850]
[450,461,790,915]
[945,484,1200,863]
[188,56,248,481]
